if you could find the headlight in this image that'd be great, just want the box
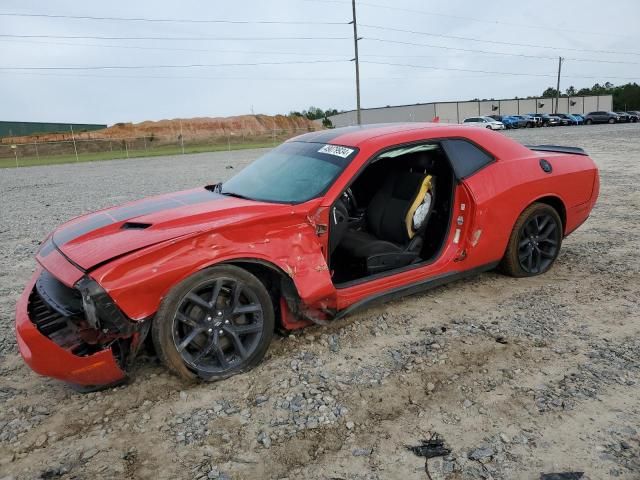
[76,277,130,333]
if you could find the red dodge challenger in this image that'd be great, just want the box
[16,123,599,390]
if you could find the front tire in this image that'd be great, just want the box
[499,203,563,278]
[152,265,274,381]
[586,119,593,125]
[608,118,615,124]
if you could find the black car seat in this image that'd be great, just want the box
[339,153,436,274]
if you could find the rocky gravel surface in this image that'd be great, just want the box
[0,124,638,479]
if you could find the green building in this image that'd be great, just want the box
[0,121,107,138]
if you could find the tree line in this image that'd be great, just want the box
[541,82,640,110]
[288,107,341,128]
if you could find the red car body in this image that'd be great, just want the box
[16,123,599,388]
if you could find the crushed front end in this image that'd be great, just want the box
[16,263,149,391]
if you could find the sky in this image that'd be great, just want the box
[1,0,639,124]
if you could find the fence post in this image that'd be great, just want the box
[11,145,18,168]
[125,140,129,158]
[70,125,79,162]
[34,139,39,162]
[143,136,147,152]
[272,119,276,146]
[179,120,185,154]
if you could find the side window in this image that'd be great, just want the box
[441,139,494,179]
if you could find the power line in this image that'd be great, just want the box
[0,70,544,81]
[301,0,634,40]
[364,37,640,65]
[0,59,349,71]
[0,34,351,41]
[3,36,639,66]
[355,1,634,39]
[0,38,348,57]
[360,60,640,81]
[0,12,347,25]
[360,24,640,57]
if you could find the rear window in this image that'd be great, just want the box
[441,139,494,179]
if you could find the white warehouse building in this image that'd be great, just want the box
[327,95,613,127]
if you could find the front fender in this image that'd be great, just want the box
[90,221,335,320]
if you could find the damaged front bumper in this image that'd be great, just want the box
[15,267,136,389]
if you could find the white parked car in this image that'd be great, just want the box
[462,116,506,130]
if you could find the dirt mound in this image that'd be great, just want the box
[1,114,321,144]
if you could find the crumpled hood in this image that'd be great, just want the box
[40,188,287,270]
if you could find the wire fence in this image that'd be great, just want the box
[0,127,316,168]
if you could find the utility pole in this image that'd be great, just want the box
[555,56,564,114]
[351,0,362,125]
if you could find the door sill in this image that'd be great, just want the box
[333,261,499,320]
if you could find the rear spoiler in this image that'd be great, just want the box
[526,144,588,156]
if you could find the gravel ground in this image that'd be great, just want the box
[0,124,638,480]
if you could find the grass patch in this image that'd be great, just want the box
[0,141,278,169]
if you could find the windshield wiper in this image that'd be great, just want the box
[205,182,252,200]
[220,190,252,200]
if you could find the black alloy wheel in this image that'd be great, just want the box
[153,265,274,381]
[516,213,561,274]
[499,203,563,278]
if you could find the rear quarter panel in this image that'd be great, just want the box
[462,149,598,267]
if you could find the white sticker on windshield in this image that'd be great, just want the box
[318,144,354,158]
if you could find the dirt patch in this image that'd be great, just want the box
[0,114,320,144]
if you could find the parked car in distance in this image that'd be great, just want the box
[584,111,619,124]
[514,115,537,128]
[626,111,639,122]
[614,112,632,123]
[487,115,518,129]
[570,114,585,125]
[463,116,506,130]
[555,113,579,126]
[530,113,562,127]
[527,114,550,127]
[535,114,561,127]
[553,115,571,126]
[501,116,521,129]
[524,114,543,127]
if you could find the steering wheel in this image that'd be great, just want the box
[341,187,358,216]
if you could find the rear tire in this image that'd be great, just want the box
[586,119,593,125]
[499,203,563,278]
[152,265,274,381]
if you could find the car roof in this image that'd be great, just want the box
[289,123,441,147]
[287,122,532,158]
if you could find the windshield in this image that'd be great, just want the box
[220,142,357,204]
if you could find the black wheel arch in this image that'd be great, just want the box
[221,258,299,330]
[532,196,566,234]
[501,196,566,261]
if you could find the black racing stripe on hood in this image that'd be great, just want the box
[53,213,114,246]
[51,190,222,248]
[38,237,57,258]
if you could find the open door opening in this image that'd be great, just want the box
[329,142,456,286]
